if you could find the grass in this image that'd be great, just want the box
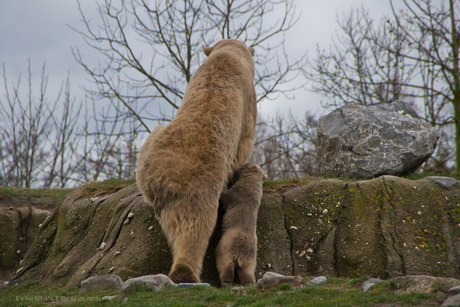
[0,186,73,209]
[262,178,317,193]
[71,178,136,199]
[0,179,136,207]
[0,277,443,307]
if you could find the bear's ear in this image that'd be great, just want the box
[203,46,213,57]
[248,47,255,56]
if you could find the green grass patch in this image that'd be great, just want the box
[0,186,73,208]
[83,178,136,192]
[263,177,317,187]
[73,179,136,198]
[263,177,319,193]
[0,277,443,307]
[0,186,71,200]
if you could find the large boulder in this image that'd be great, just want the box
[9,176,460,287]
[317,101,438,179]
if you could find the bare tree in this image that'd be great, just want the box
[1,62,52,187]
[305,1,460,173]
[0,60,150,187]
[0,61,83,188]
[72,0,306,132]
[388,0,460,172]
[251,112,318,180]
[304,7,417,108]
[68,93,144,184]
[42,75,83,188]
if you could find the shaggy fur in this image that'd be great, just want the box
[136,39,257,283]
[216,163,267,286]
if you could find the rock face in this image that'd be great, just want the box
[9,176,460,287]
[0,204,52,280]
[317,101,438,178]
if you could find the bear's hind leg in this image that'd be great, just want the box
[169,263,198,284]
[160,199,218,283]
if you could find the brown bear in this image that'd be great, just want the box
[136,39,257,283]
[216,162,267,286]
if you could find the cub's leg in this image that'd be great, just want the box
[236,258,256,285]
[216,248,235,286]
[216,229,240,286]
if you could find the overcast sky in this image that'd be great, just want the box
[0,0,404,123]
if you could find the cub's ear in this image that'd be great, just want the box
[203,46,213,56]
[248,47,255,56]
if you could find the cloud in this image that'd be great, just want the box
[0,0,400,120]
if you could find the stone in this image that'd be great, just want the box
[393,275,460,294]
[79,274,123,294]
[441,294,460,307]
[120,274,177,294]
[305,276,327,287]
[317,100,438,179]
[426,176,458,189]
[256,272,302,291]
[231,286,246,296]
[176,283,211,289]
[449,286,460,297]
[362,278,383,292]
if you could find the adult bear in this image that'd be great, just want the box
[136,39,257,283]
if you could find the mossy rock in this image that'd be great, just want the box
[9,176,460,287]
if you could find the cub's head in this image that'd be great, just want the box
[235,162,268,182]
[203,39,255,58]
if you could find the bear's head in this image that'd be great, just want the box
[203,39,254,58]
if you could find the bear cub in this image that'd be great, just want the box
[216,162,267,286]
